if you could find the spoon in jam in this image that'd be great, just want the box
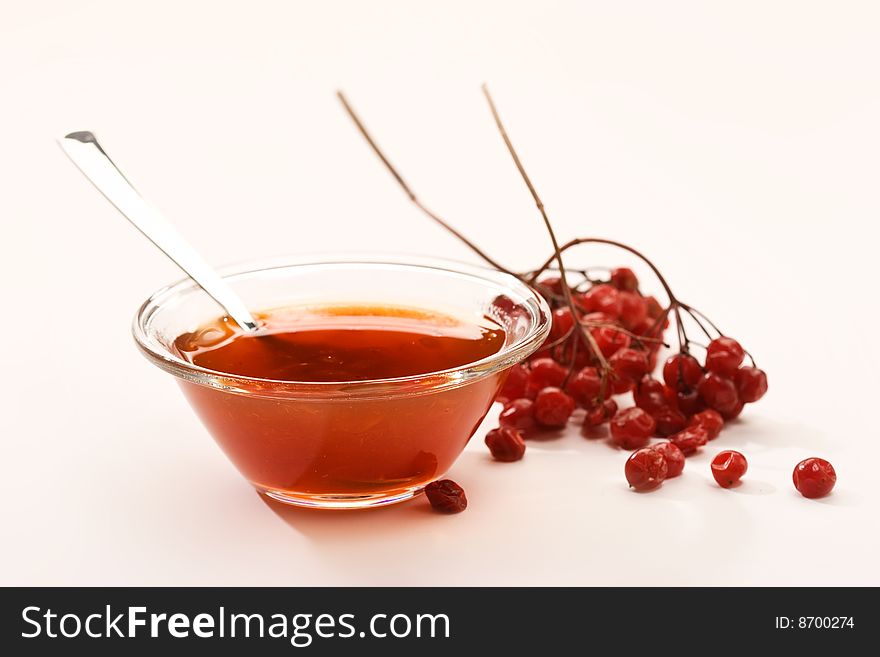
[57,131,260,333]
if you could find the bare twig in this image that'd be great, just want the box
[336,91,515,276]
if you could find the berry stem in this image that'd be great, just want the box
[481,84,610,375]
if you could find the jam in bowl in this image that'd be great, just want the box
[133,255,551,508]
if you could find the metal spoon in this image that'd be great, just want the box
[57,131,260,333]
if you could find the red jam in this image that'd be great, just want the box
[174,305,506,502]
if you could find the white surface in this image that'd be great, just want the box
[1,0,878,586]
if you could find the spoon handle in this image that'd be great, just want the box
[58,131,260,332]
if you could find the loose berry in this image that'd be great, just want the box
[425,479,467,513]
[499,398,537,433]
[669,425,708,455]
[609,348,649,384]
[653,407,687,437]
[711,450,748,488]
[497,364,528,404]
[705,337,745,377]
[688,409,724,440]
[485,427,526,462]
[625,448,668,491]
[585,398,618,427]
[793,458,836,498]
[662,353,703,391]
[652,442,685,478]
[610,267,639,292]
[697,372,740,415]
[533,387,576,428]
[610,407,656,450]
[591,325,631,358]
[735,366,768,403]
[526,358,567,397]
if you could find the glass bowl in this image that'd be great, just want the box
[133,254,551,509]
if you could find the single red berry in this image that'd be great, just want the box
[499,398,536,433]
[591,325,631,358]
[652,442,685,478]
[584,398,618,427]
[669,425,708,455]
[793,458,836,498]
[625,448,668,491]
[697,372,740,414]
[579,284,622,318]
[720,400,745,421]
[662,353,703,391]
[567,366,602,407]
[644,296,664,320]
[675,387,705,416]
[653,407,687,438]
[735,366,768,403]
[711,450,748,488]
[610,407,656,450]
[425,479,467,513]
[610,267,639,292]
[533,387,576,428]
[526,358,567,397]
[618,291,648,329]
[485,427,526,462]
[688,409,724,440]
[549,306,575,342]
[705,337,745,377]
[634,375,674,416]
[610,347,649,384]
[497,364,529,404]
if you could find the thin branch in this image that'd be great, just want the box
[481,84,609,373]
[336,91,515,275]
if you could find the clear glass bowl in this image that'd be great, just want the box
[133,254,551,509]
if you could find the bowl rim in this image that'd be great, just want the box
[132,253,551,400]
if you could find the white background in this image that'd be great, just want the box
[1,1,877,585]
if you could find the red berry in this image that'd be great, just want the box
[567,366,602,407]
[618,291,648,329]
[537,276,564,298]
[485,427,526,462]
[625,448,668,491]
[645,296,664,320]
[610,348,649,384]
[653,407,687,437]
[584,398,618,427]
[533,387,576,428]
[526,358,567,397]
[705,337,745,377]
[591,326,631,358]
[735,366,768,403]
[610,267,639,292]
[610,407,656,450]
[662,353,703,391]
[549,306,575,342]
[697,372,740,414]
[793,458,836,498]
[497,364,528,404]
[711,450,748,488]
[675,387,705,416]
[688,409,724,440]
[669,425,708,455]
[579,284,621,318]
[652,442,685,478]
[634,376,674,415]
[499,398,536,433]
[720,400,745,421]
[425,479,467,513]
